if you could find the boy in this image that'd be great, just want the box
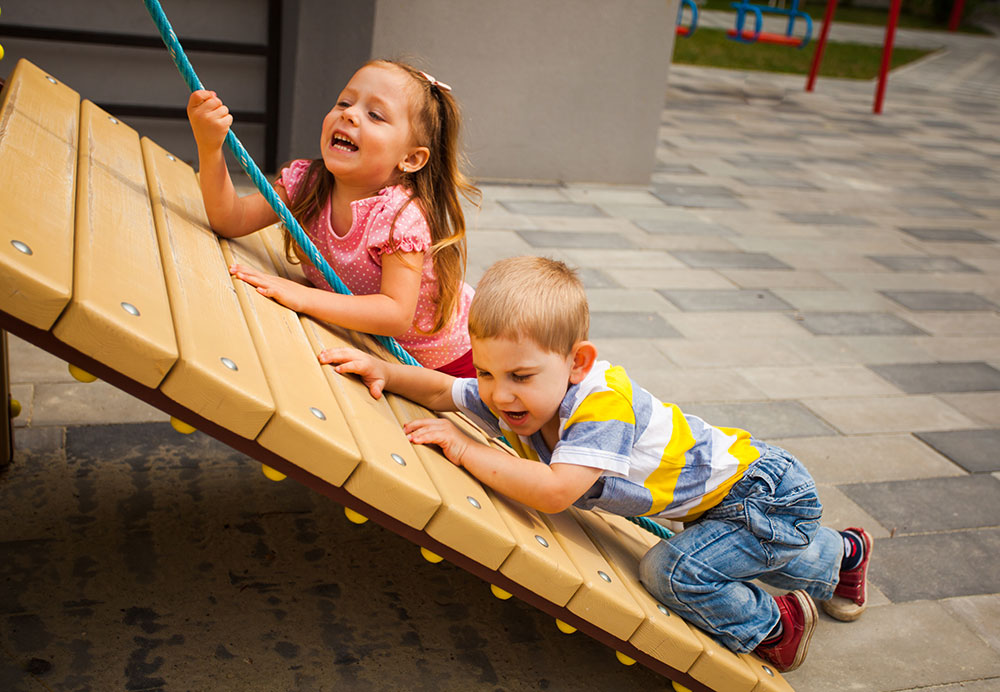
[320,256,872,672]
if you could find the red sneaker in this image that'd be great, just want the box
[821,527,873,622]
[754,590,817,673]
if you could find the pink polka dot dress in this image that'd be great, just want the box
[278,160,472,369]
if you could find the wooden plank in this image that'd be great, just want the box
[141,137,273,439]
[386,395,517,571]
[543,508,645,641]
[0,59,78,329]
[302,317,441,530]
[579,511,704,671]
[52,100,177,388]
[687,628,760,692]
[224,229,361,486]
[489,489,583,607]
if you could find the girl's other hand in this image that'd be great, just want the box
[403,418,471,467]
[187,90,233,152]
[230,263,310,313]
[318,347,388,399]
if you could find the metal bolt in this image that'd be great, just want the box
[46,76,58,85]
[534,535,549,548]
[598,570,612,583]
[166,154,176,162]
[309,407,326,421]
[220,357,238,371]
[762,665,774,677]
[466,496,481,509]
[120,301,140,317]
[10,240,32,255]
[391,453,406,466]
[108,116,119,125]
[657,604,670,616]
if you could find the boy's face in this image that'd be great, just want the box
[472,335,593,443]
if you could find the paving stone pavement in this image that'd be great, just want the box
[3,18,1000,692]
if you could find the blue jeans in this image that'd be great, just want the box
[638,445,843,653]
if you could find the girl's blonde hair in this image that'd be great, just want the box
[282,58,480,334]
[469,256,590,356]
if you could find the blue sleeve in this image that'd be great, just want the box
[450,378,503,438]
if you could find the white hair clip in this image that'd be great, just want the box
[419,71,452,92]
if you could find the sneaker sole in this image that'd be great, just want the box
[822,528,874,622]
[787,590,818,672]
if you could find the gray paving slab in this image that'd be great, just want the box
[670,250,792,270]
[778,212,874,226]
[634,217,737,236]
[867,255,981,273]
[915,429,1000,473]
[868,361,1000,394]
[588,311,683,339]
[657,288,794,312]
[793,312,927,336]
[861,528,1000,602]
[898,226,996,243]
[880,290,999,311]
[515,230,637,249]
[498,200,606,217]
[841,475,1000,535]
[679,401,839,440]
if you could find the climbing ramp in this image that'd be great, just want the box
[0,59,794,692]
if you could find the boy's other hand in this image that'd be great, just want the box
[319,347,387,399]
[187,89,232,152]
[403,418,471,467]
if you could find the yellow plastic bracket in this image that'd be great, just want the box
[490,584,512,600]
[68,364,97,383]
[671,683,693,692]
[170,417,196,435]
[555,619,576,634]
[615,651,636,666]
[9,399,21,418]
[420,547,443,564]
[261,464,287,482]
[344,507,369,525]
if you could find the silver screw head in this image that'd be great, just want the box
[309,407,326,420]
[220,357,238,371]
[120,301,140,317]
[11,240,32,255]
[391,453,406,466]
[534,535,549,548]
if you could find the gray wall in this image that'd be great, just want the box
[369,0,676,184]
[2,0,677,184]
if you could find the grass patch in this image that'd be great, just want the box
[673,27,933,79]
[698,0,991,34]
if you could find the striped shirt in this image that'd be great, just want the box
[451,361,765,521]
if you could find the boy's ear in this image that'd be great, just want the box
[569,341,598,385]
[399,146,430,174]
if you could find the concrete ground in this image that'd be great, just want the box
[3,17,1000,692]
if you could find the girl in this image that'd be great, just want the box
[186,59,479,376]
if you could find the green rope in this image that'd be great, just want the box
[627,515,675,540]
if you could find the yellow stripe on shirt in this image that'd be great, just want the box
[645,403,695,514]
[676,426,760,521]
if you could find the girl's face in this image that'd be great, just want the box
[320,64,429,193]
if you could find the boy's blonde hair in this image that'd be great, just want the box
[469,256,589,355]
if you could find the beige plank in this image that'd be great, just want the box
[0,60,78,330]
[543,509,645,641]
[52,101,177,387]
[579,511,703,672]
[743,652,796,692]
[302,317,441,530]
[489,489,583,607]
[142,137,273,438]
[386,395,517,570]
[224,230,361,485]
[687,628,760,692]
